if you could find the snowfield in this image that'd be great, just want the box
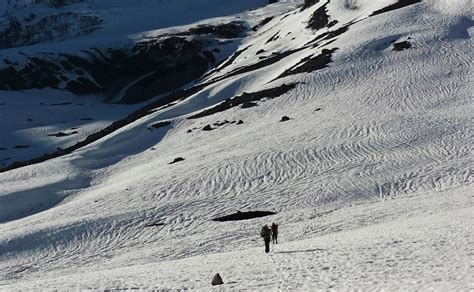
[0,0,473,290]
[4,186,473,290]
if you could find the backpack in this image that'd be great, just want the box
[271,224,278,234]
[261,226,271,239]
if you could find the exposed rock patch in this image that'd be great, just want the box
[65,77,100,95]
[301,0,321,11]
[207,49,303,84]
[176,21,245,39]
[307,0,331,30]
[251,17,274,31]
[200,47,249,81]
[169,157,185,164]
[309,25,350,45]
[48,131,78,137]
[266,32,280,44]
[212,211,277,222]
[187,119,244,133]
[277,48,337,79]
[393,40,412,51]
[145,222,166,227]
[0,29,236,103]
[149,121,172,129]
[202,124,214,131]
[241,102,258,108]
[0,12,102,50]
[214,120,231,126]
[371,0,422,16]
[189,83,297,119]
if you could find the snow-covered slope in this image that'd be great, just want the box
[0,0,473,289]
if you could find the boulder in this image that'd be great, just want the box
[202,124,213,131]
[211,273,224,286]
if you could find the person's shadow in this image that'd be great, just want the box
[274,248,325,254]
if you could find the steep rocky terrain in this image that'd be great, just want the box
[0,1,261,102]
[0,0,284,167]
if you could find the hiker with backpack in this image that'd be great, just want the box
[271,223,278,244]
[260,224,272,253]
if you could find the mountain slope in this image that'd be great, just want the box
[0,0,472,289]
[0,0,298,167]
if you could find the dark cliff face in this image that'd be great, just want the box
[0,0,101,49]
[0,0,255,104]
[0,21,246,104]
[103,37,212,104]
[0,13,102,50]
[35,0,89,8]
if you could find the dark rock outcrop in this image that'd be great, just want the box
[145,222,166,227]
[48,131,78,137]
[301,0,320,11]
[241,102,258,108]
[266,32,280,44]
[0,13,102,49]
[251,17,274,31]
[150,121,172,129]
[308,24,350,46]
[169,157,185,164]
[200,47,249,81]
[189,83,297,119]
[392,40,412,51]
[206,49,304,84]
[177,21,245,39]
[212,211,277,222]
[0,20,248,103]
[0,36,214,104]
[371,0,422,17]
[307,0,330,30]
[277,48,337,79]
[202,124,213,131]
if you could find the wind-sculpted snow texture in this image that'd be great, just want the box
[0,0,473,290]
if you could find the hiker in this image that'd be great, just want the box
[260,224,272,253]
[271,223,278,244]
